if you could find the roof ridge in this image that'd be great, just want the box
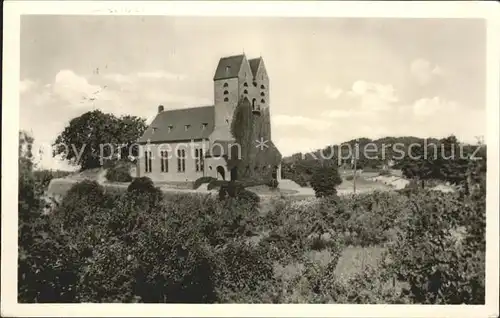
[159,105,214,112]
[138,105,215,143]
[220,53,246,60]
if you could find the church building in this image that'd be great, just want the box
[136,54,282,183]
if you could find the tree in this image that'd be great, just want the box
[53,110,147,170]
[400,140,437,188]
[400,135,487,188]
[229,98,282,182]
[19,131,39,223]
[19,131,35,172]
[310,166,342,198]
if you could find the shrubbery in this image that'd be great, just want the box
[387,190,485,304]
[218,181,260,211]
[19,172,268,303]
[19,156,486,304]
[310,166,342,197]
[105,163,133,182]
[268,178,279,189]
[193,176,217,189]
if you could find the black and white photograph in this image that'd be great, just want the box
[2,1,499,317]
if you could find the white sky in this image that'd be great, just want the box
[19,16,486,169]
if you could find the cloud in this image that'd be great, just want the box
[351,81,398,103]
[410,58,444,86]
[51,70,116,108]
[324,85,342,99]
[344,80,399,112]
[321,109,352,118]
[408,96,485,142]
[31,69,208,114]
[19,69,211,169]
[413,96,458,117]
[20,79,36,94]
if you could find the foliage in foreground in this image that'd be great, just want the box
[19,141,486,304]
[105,162,133,182]
[310,166,342,198]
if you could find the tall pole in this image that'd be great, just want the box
[353,140,358,194]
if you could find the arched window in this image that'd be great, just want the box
[261,99,265,103]
[223,90,229,95]
[223,83,228,88]
[224,97,229,102]
[260,84,265,89]
[243,89,248,94]
[243,82,248,87]
[260,92,265,96]
[252,98,256,109]
[252,81,257,87]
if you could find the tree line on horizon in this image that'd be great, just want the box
[281,135,486,191]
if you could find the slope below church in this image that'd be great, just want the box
[136,54,282,183]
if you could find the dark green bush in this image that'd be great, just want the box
[207,179,224,190]
[105,163,132,182]
[345,175,354,181]
[387,190,485,304]
[310,166,342,198]
[126,177,163,207]
[268,178,279,189]
[218,181,260,209]
[127,176,155,193]
[58,180,106,226]
[292,175,309,187]
[214,241,274,302]
[193,176,217,189]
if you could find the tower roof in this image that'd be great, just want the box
[213,54,245,81]
[248,57,262,77]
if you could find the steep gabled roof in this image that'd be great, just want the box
[137,106,215,143]
[213,54,245,81]
[248,57,262,77]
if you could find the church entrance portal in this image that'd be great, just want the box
[216,166,226,180]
